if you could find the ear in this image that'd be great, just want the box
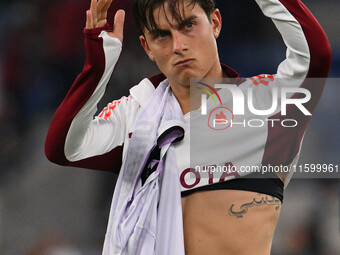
[210,9,222,39]
[139,35,155,61]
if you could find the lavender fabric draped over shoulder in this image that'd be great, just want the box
[102,80,186,255]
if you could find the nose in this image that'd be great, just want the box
[172,31,188,54]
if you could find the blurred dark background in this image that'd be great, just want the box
[0,0,339,254]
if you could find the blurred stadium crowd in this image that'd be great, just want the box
[0,0,339,254]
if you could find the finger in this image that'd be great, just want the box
[97,0,106,9]
[111,9,125,42]
[86,10,93,29]
[100,0,112,21]
[102,0,113,16]
[97,0,106,19]
[90,0,98,26]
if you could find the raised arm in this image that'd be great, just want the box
[45,0,127,172]
[255,0,331,79]
[254,0,332,180]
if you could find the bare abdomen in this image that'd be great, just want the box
[181,189,282,255]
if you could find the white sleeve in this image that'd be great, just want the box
[255,0,331,80]
[64,31,127,162]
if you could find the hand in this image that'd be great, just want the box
[86,0,125,43]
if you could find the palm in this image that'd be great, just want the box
[86,0,125,43]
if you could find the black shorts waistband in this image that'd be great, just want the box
[181,172,284,202]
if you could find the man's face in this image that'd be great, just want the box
[140,1,222,88]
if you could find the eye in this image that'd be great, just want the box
[153,31,169,39]
[185,21,195,30]
[158,32,168,38]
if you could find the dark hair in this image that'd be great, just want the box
[133,0,216,35]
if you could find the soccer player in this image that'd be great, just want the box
[45,0,331,254]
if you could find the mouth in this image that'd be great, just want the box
[175,59,194,67]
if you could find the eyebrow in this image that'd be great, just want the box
[177,15,198,30]
[148,15,198,35]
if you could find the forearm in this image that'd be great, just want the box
[45,23,123,170]
[255,0,332,79]
[65,24,123,161]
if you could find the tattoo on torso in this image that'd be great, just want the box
[228,194,281,218]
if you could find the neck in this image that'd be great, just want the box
[170,85,191,115]
[170,63,228,115]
